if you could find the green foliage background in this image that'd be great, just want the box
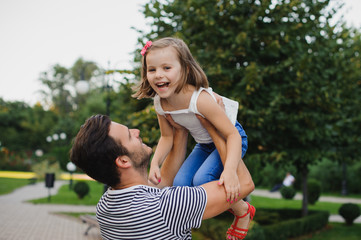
[0,0,360,216]
[134,0,361,215]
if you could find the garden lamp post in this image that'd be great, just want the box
[75,80,90,95]
[35,149,43,157]
[66,161,76,189]
[46,132,67,143]
[45,132,66,201]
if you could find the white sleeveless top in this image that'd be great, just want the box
[154,87,239,144]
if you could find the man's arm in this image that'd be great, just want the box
[201,160,254,219]
[157,115,189,188]
[196,115,254,219]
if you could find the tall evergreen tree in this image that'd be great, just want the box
[135,0,361,215]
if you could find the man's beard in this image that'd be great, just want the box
[130,149,151,170]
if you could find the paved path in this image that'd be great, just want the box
[251,189,361,223]
[0,181,101,240]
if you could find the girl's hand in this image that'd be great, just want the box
[218,169,241,203]
[149,164,161,185]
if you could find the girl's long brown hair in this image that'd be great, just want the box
[132,37,209,99]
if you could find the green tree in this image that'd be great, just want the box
[327,28,361,196]
[0,98,57,170]
[0,99,57,152]
[71,58,98,83]
[39,58,100,117]
[39,64,72,117]
[135,0,361,216]
[37,58,102,171]
[71,58,99,111]
[112,78,152,123]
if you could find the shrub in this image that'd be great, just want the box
[307,179,321,205]
[253,210,281,225]
[280,186,296,199]
[339,203,361,225]
[73,181,90,199]
[31,160,61,180]
[198,211,265,240]
[245,222,265,240]
[262,210,329,240]
[198,209,329,240]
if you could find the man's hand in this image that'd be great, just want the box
[165,114,185,130]
[212,92,225,112]
[196,114,227,164]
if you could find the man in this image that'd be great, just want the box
[270,172,295,192]
[70,114,254,239]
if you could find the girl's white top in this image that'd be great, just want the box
[154,87,239,144]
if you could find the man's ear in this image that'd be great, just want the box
[115,156,132,169]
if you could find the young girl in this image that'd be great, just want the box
[133,37,255,240]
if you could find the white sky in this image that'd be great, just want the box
[0,0,360,105]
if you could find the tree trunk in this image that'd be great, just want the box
[341,161,348,196]
[301,167,309,217]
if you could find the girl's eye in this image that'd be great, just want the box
[164,66,171,70]
[148,68,155,72]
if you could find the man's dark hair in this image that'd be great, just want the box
[70,114,128,187]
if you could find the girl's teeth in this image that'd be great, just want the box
[157,83,169,87]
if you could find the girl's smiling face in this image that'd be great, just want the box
[146,46,183,99]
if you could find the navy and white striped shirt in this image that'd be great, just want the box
[96,185,207,240]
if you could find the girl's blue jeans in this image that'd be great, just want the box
[173,121,248,187]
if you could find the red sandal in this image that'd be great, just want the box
[227,201,256,239]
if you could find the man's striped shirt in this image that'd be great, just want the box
[96,185,207,240]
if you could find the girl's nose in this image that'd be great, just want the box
[155,70,164,79]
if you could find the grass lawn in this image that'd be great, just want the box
[29,180,104,205]
[0,177,31,195]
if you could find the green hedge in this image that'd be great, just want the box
[197,209,329,240]
[198,212,231,240]
[260,209,329,240]
[198,212,265,240]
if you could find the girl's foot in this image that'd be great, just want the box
[226,201,256,240]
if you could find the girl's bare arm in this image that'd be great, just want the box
[152,114,175,166]
[197,92,242,171]
[197,92,242,201]
[158,115,189,187]
[196,115,254,219]
[149,114,175,185]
